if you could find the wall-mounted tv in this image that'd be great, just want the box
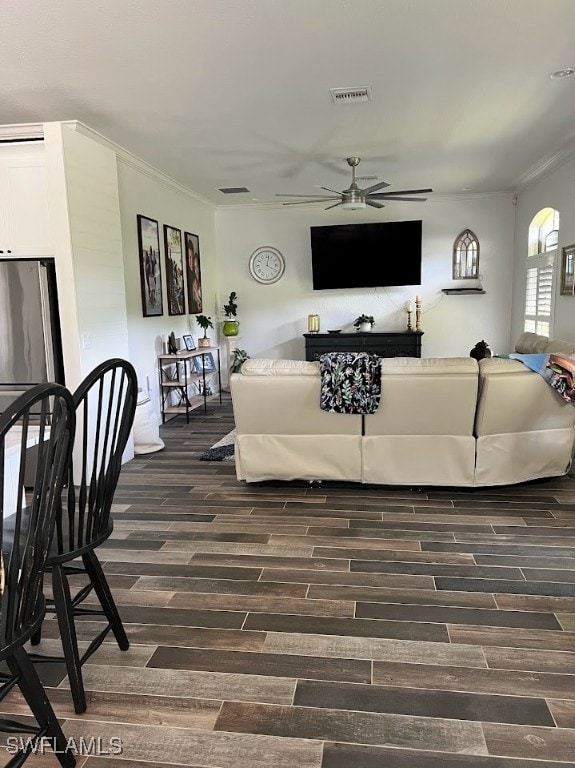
[310,220,422,290]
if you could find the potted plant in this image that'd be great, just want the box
[222,291,239,337]
[353,314,375,332]
[196,314,214,347]
[230,348,249,373]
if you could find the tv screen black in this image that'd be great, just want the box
[311,220,422,290]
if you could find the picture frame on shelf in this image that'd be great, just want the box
[184,231,203,314]
[560,244,575,295]
[193,352,216,374]
[182,334,196,351]
[164,225,185,315]
[137,214,163,317]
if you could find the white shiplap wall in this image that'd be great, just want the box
[45,123,134,462]
[60,125,130,377]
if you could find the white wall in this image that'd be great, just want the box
[116,157,217,420]
[60,126,130,377]
[215,195,515,360]
[512,156,575,344]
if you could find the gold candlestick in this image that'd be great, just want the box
[406,309,413,331]
[415,296,422,331]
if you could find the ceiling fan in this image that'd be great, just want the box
[276,156,432,210]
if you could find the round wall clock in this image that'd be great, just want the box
[249,246,285,284]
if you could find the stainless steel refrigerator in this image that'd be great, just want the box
[0,259,64,413]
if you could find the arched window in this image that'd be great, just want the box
[525,207,559,336]
[528,207,559,256]
[453,229,479,279]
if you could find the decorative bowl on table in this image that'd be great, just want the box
[327,329,342,334]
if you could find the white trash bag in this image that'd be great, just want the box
[133,390,165,454]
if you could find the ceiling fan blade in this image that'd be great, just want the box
[371,188,433,197]
[324,201,342,210]
[361,180,390,194]
[318,185,343,195]
[366,199,385,209]
[276,193,340,198]
[281,198,338,205]
[369,196,428,202]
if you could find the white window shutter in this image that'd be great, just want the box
[524,258,554,336]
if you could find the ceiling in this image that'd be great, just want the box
[2,0,575,206]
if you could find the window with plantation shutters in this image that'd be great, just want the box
[525,208,558,336]
[524,261,554,336]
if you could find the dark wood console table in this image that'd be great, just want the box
[304,331,423,361]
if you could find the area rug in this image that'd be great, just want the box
[199,429,236,461]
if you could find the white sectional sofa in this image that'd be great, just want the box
[230,333,575,487]
[475,332,575,486]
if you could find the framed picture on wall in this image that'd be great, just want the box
[163,225,185,315]
[560,244,575,295]
[137,214,163,316]
[184,231,203,313]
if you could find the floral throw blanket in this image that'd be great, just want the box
[319,352,381,414]
[508,352,575,403]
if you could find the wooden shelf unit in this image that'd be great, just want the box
[158,347,222,423]
[441,288,486,295]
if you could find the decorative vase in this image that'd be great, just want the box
[469,340,492,360]
[307,314,320,333]
[198,336,211,348]
[359,322,373,333]
[223,320,239,337]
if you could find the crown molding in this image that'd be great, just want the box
[414,191,514,202]
[513,135,575,191]
[60,120,215,207]
[0,122,44,140]
[214,190,514,212]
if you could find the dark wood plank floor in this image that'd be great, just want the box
[5,395,575,768]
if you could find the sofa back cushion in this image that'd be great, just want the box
[515,332,573,355]
[364,357,479,436]
[230,361,361,436]
[514,332,549,353]
[241,359,320,376]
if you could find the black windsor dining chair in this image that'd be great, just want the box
[0,382,76,768]
[30,359,137,715]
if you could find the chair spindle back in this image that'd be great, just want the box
[55,359,137,553]
[0,383,75,645]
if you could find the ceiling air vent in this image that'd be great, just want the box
[218,187,250,194]
[356,175,377,182]
[330,86,372,104]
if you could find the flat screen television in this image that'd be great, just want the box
[310,220,422,290]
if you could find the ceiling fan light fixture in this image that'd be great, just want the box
[341,182,366,210]
[341,200,366,210]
